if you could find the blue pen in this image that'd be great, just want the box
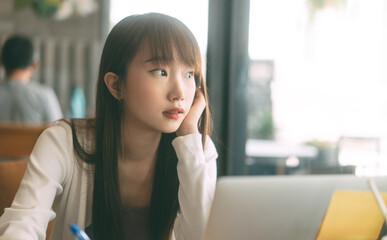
[69,223,91,240]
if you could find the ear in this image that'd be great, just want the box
[104,72,121,100]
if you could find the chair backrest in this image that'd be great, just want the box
[0,160,28,216]
[0,124,53,239]
[0,160,53,239]
[0,124,49,158]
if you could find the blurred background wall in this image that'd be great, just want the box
[0,0,110,116]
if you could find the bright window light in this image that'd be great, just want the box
[109,0,209,66]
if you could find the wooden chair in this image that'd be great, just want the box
[0,160,28,216]
[0,123,49,158]
[0,160,53,239]
[0,124,53,239]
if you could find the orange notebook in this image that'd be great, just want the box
[315,191,387,240]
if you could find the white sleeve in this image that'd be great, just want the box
[0,122,72,240]
[172,134,218,240]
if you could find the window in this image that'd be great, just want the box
[247,0,387,176]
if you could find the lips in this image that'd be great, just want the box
[163,108,184,119]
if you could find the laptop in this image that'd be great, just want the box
[203,175,387,240]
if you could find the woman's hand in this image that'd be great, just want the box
[176,87,206,136]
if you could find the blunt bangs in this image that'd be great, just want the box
[136,13,202,75]
[104,13,202,82]
[148,15,201,70]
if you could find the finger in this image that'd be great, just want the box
[192,87,205,108]
[190,88,206,116]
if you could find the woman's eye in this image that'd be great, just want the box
[153,69,167,76]
[185,71,194,79]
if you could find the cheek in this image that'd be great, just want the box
[124,80,161,110]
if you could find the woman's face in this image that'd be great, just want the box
[121,46,197,133]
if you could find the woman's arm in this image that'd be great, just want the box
[0,122,72,240]
[172,133,218,240]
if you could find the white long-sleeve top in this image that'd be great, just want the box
[0,121,217,240]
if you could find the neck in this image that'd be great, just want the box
[121,121,162,163]
[7,69,32,83]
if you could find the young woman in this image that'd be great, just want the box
[0,13,217,240]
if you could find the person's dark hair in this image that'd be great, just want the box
[1,35,36,75]
[70,13,212,240]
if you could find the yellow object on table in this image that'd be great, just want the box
[316,191,387,240]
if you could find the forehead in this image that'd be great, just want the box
[133,43,192,67]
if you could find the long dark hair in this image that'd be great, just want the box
[70,13,212,240]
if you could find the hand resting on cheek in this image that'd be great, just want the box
[176,87,205,137]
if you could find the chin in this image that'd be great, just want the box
[162,128,179,134]
[160,125,181,134]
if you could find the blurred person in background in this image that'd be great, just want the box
[0,35,63,124]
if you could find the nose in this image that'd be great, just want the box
[168,74,185,102]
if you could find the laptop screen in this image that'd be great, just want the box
[203,175,387,240]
